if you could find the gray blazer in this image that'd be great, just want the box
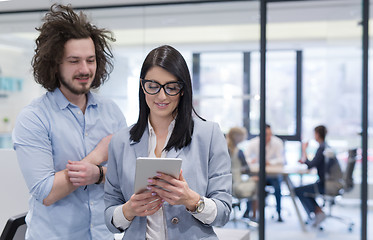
[104,118,232,239]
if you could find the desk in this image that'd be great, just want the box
[250,164,309,232]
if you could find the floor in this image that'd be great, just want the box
[219,194,373,240]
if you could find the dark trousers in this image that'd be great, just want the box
[294,181,324,218]
[266,176,282,214]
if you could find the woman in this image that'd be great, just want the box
[295,125,328,227]
[226,127,258,219]
[104,45,232,239]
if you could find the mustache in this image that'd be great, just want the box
[74,73,91,79]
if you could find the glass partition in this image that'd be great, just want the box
[267,0,363,238]
[0,0,370,239]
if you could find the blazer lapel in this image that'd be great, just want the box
[131,129,149,159]
[166,147,183,159]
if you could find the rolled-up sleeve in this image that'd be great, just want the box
[12,108,55,202]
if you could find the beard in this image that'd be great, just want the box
[59,73,93,95]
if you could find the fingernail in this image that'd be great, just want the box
[152,192,156,196]
[147,186,152,190]
[147,179,153,183]
[156,173,162,177]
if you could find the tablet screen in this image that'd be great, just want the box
[134,157,182,193]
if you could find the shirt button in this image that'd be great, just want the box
[78,111,82,115]
[85,132,88,137]
[171,217,179,224]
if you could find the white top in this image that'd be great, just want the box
[112,119,217,239]
[244,135,285,166]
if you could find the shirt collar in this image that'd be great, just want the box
[52,88,97,110]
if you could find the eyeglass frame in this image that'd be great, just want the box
[140,79,184,96]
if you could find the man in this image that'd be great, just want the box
[12,4,126,240]
[245,124,285,222]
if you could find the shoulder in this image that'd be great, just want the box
[91,92,120,109]
[111,125,131,144]
[91,92,125,120]
[193,118,222,134]
[16,94,50,123]
[248,136,259,145]
[13,94,52,140]
[191,118,226,147]
[272,136,284,145]
[317,143,326,153]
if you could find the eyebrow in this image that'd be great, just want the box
[65,55,96,60]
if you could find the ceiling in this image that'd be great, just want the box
[1,0,211,13]
[0,0,364,14]
[0,0,368,49]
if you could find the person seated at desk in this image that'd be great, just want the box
[294,125,328,227]
[244,124,285,222]
[227,127,258,220]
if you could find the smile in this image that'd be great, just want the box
[156,103,169,108]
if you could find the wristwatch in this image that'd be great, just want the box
[189,196,205,214]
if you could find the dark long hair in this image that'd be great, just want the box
[130,45,204,151]
[31,4,115,91]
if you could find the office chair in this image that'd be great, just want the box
[0,212,27,240]
[319,149,356,232]
[231,195,258,228]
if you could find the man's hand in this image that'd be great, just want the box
[66,160,100,186]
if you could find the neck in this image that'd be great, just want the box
[149,115,173,135]
[59,88,88,113]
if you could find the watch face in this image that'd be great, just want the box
[196,200,205,213]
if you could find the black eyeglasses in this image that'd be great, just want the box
[141,79,183,96]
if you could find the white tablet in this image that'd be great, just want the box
[134,157,182,194]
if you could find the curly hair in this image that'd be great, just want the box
[31,4,115,91]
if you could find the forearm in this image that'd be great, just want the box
[43,162,104,206]
[43,169,78,206]
[82,148,106,165]
[83,134,113,165]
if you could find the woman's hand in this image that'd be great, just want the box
[147,170,200,211]
[122,191,163,221]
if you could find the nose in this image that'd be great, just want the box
[79,61,90,74]
[157,87,168,99]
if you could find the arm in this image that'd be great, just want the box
[148,171,217,225]
[299,142,309,163]
[148,122,232,226]
[305,146,324,169]
[43,135,112,206]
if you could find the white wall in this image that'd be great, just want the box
[0,45,44,133]
[0,149,29,232]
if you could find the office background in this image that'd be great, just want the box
[0,0,371,239]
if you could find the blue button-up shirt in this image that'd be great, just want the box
[12,88,127,240]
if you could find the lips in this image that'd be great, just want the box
[156,102,169,108]
[75,75,90,83]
